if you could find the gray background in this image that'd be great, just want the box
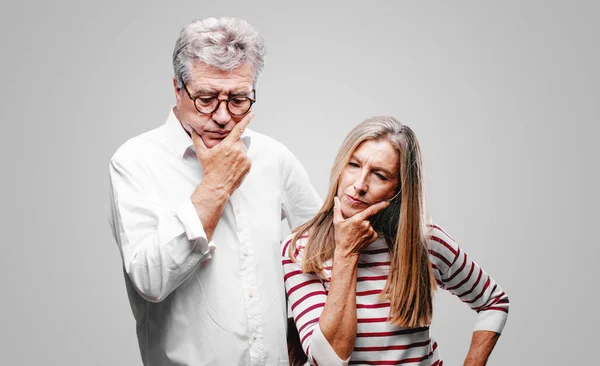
[1,1,598,365]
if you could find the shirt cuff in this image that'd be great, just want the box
[309,324,350,366]
[174,200,211,254]
[474,309,508,334]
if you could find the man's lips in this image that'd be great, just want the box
[205,131,231,138]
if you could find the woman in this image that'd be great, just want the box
[282,116,509,365]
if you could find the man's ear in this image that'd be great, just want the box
[173,77,183,104]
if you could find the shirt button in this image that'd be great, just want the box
[242,248,248,256]
[248,291,253,298]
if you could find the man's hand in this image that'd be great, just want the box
[190,112,253,241]
[192,112,253,193]
[332,196,389,259]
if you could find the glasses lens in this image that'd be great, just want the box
[228,98,253,115]
[194,98,219,114]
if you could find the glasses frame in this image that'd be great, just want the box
[182,83,256,116]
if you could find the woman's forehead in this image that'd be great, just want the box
[352,139,398,170]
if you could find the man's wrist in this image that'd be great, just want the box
[193,178,230,205]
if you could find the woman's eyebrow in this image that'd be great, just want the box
[372,167,394,176]
[352,154,394,176]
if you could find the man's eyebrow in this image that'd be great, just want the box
[229,89,253,97]
[194,88,219,96]
[193,89,252,97]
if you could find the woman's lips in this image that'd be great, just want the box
[345,194,367,205]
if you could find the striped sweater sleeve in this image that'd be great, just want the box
[428,224,510,333]
[281,235,349,366]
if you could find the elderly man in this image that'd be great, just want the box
[109,17,321,365]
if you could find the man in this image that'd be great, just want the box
[109,17,321,365]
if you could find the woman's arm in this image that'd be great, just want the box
[317,249,360,359]
[318,198,389,359]
[427,225,509,364]
[282,198,389,365]
[283,237,341,365]
[464,330,500,366]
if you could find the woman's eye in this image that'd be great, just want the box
[376,173,388,181]
[348,162,359,168]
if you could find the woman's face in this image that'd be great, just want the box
[337,139,399,219]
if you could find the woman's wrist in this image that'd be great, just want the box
[333,248,360,264]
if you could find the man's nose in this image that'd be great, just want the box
[212,100,231,126]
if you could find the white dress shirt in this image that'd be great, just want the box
[108,109,321,366]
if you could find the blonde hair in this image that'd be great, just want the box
[289,116,436,327]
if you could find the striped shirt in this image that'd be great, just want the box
[282,224,509,365]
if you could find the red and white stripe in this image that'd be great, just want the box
[282,225,509,365]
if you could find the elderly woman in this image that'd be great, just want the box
[282,116,509,365]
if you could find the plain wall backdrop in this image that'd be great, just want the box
[1,1,598,365]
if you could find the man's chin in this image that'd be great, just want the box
[204,137,225,148]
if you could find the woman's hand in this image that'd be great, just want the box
[314,197,390,361]
[333,196,390,258]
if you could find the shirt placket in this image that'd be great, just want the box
[229,190,265,365]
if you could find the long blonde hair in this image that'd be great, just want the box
[289,116,435,328]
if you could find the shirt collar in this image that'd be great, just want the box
[165,107,252,159]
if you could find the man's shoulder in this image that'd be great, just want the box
[110,125,166,164]
[245,128,288,151]
[245,128,295,164]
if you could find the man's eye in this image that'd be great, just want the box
[197,97,216,105]
[230,98,248,106]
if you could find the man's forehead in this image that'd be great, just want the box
[189,61,255,80]
[187,61,255,93]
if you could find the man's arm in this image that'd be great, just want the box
[109,158,211,303]
[279,146,322,229]
[109,114,253,303]
[189,113,253,241]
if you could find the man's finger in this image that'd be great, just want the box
[354,200,390,221]
[333,196,344,223]
[225,111,253,143]
[191,128,208,156]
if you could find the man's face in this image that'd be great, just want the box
[174,61,255,148]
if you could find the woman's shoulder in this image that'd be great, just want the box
[426,223,461,265]
[281,231,310,261]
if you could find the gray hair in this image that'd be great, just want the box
[172,17,266,88]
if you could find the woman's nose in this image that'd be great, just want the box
[353,172,368,194]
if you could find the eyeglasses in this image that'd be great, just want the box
[183,84,256,116]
